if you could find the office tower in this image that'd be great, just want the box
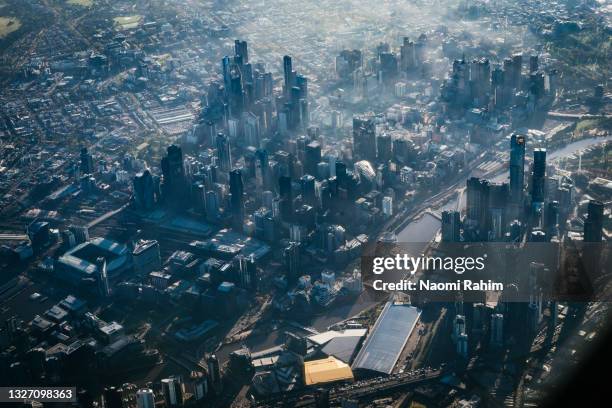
[453,314,466,342]
[215,133,232,172]
[289,86,302,128]
[133,170,155,211]
[300,98,309,128]
[528,262,545,305]
[61,229,76,251]
[531,148,547,206]
[491,65,505,108]
[255,149,269,188]
[222,56,232,91]
[488,182,509,240]
[470,57,491,104]
[304,141,321,176]
[228,64,244,117]
[441,210,461,242]
[188,371,208,401]
[300,174,316,207]
[80,147,94,174]
[490,313,504,347]
[279,175,293,221]
[509,134,526,205]
[229,169,244,232]
[400,37,417,71]
[234,39,248,63]
[237,255,257,290]
[284,242,301,285]
[296,74,308,100]
[96,257,110,298]
[511,53,523,88]
[254,207,276,241]
[205,190,220,221]
[335,161,347,187]
[466,177,490,240]
[203,164,218,188]
[161,145,186,204]
[262,190,274,209]
[243,111,261,147]
[379,52,398,84]
[529,71,546,100]
[275,150,295,178]
[161,377,184,407]
[207,354,222,391]
[136,389,155,408]
[353,116,376,162]
[529,54,538,73]
[316,162,329,180]
[69,224,89,244]
[283,55,294,95]
[392,138,408,163]
[102,387,122,408]
[192,182,206,213]
[382,196,393,217]
[584,200,604,242]
[335,49,362,81]
[545,201,559,237]
[376,133,392,162]
[133,240,161,276]
[456,333,468,358]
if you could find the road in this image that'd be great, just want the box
[253,368,443,407]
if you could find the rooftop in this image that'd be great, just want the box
[352,302,421,375]
[303,356,354,386]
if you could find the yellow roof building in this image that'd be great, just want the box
[303,356,354,386]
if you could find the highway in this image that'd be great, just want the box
[547,111,611,121]
[253,367,443,407]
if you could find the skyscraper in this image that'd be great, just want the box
[377,133,392,162]
[545,201,560,237]
[488,182,509,240]
[207,354,222,392]
[237,255,257,290]
[161,145,186,205]
[216,133,232,172]
[300,174,316,207]
[229,169,244,231]
[255,149,269,189]
[284,242,301,286]
[353,116,376,162]
[283,55,294,95]
[102,387,122,408]
[279,175,293,221]
[80,147,94,175]
[490,313,504,347]
[161,377,184,407]
[441,210,461,242]
[205,190,220,221]
[531,148,547,205]
[96,257,110,298]
[584,200,604,242]
[136,389,155,408]
[509,134,526,205]
[400,37,417,71]
[133,170,155,211]
[466,177,490,240]
[234,39,248,63]
[382,196,393,217]
[304,140,321,176]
